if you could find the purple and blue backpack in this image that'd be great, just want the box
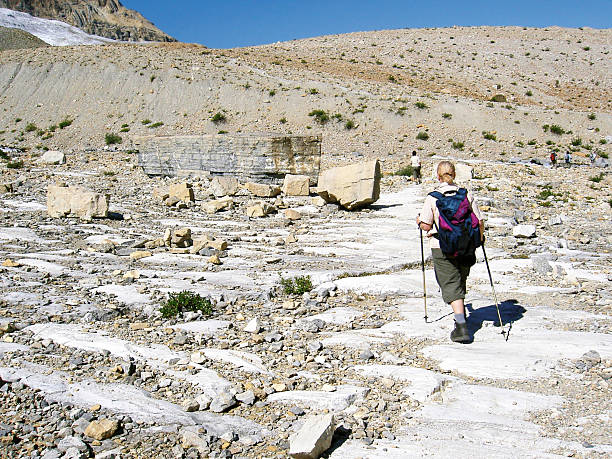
[429,188,481,259]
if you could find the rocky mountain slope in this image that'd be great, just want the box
[0,27,609,171]
[0,0,174,42]
[0,23,48,49]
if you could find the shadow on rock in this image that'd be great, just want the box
[465,299,526,337]
[322,425,352,457]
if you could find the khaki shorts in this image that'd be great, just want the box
[431,248,471,304]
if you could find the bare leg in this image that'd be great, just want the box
[450,299,465,316]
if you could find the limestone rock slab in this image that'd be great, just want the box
[289,414,335,459]
[135,133,322,184]
[317,160,381,210]
[47,185,109,220]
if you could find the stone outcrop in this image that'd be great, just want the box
[38,150,65,165]
[0,0,175,42]
[135,134,322,184]
[210,176,240,197]
[282,174,311,196]
[317,160,381,210]
[245,182,281,198]
[47,185,109,220]
[289,414,335,459]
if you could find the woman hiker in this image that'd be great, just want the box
[416,161,485,343]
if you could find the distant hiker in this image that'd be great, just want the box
[590,151,597,164]
[550,151,557,167]
[411,150,421,184]
[565,151,572,167]
[416,161,485,343]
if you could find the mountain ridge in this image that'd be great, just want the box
[0,0,174,42]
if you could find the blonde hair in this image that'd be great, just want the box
[437,161,456,184]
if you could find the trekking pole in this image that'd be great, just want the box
[419,227,428,323]
[481,242,506,339]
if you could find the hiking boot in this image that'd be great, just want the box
[450,321,471,343]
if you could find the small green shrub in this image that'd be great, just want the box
[394,165,414,176]
[25,122,37,132]
[608,199,612,208]
[442,113,452,119]
[218,130,228,134]
[120,127,130,133]
[599,139,607,145]
[308,88,319,95]
[279,275,313,295]
[549,124,565,135]
[279,117,287,124]
[528,139,537,145]
[588,113,596,120]
[589,173,604,183]
[525,90,533,96]
[211,112,226,124]
[452,141,464,150]
[598,151,608,159]
[105,133,122,145]
[482,131,496,141]
[48,125,58,132]
[345,119,356,130]
[571,137,582,146]
[103,170,116,176]
[159,291,213,318]
[58,118,73,129]
[149,122,164,128]
[542,124,550,132]
[308,109,329,124]
[141,119,152,125]
[414,101,428,109]
[416,131,429,141]
[7,160,23,169]
[15,118,22,123]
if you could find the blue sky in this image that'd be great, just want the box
[122,0,612,48]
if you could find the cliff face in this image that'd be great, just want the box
[0,0,175,42]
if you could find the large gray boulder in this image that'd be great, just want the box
[39,150,66,165]
[289,414,335,459]
[317,160,381,210]
[47,185,109,221]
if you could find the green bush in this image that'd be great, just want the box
[105,133,122,145]
[608,199,612,208]
[482,131,496,141]
[416,131,429,141]
[549,124,565,135]
[25,122,37,132]
[442,113,452,119]
[525,90,533,97]
[598,152,608,159]
[160,291,213,318]
[345,119,356,130]
[452,141,464,150]
[279,275,313,295]
[15,118,22,123]
[58,118,73,129]
[141,119,152,125]
[414,101,428,109]
[588,113,596,120]
[7,160,24,169]
[211,112,226,124]
[279,117,287,124]
[589,173,604,183]
[149,122,164,128]
[308,109,329,124]
[571,137,582,146]
[394,165,414,176]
